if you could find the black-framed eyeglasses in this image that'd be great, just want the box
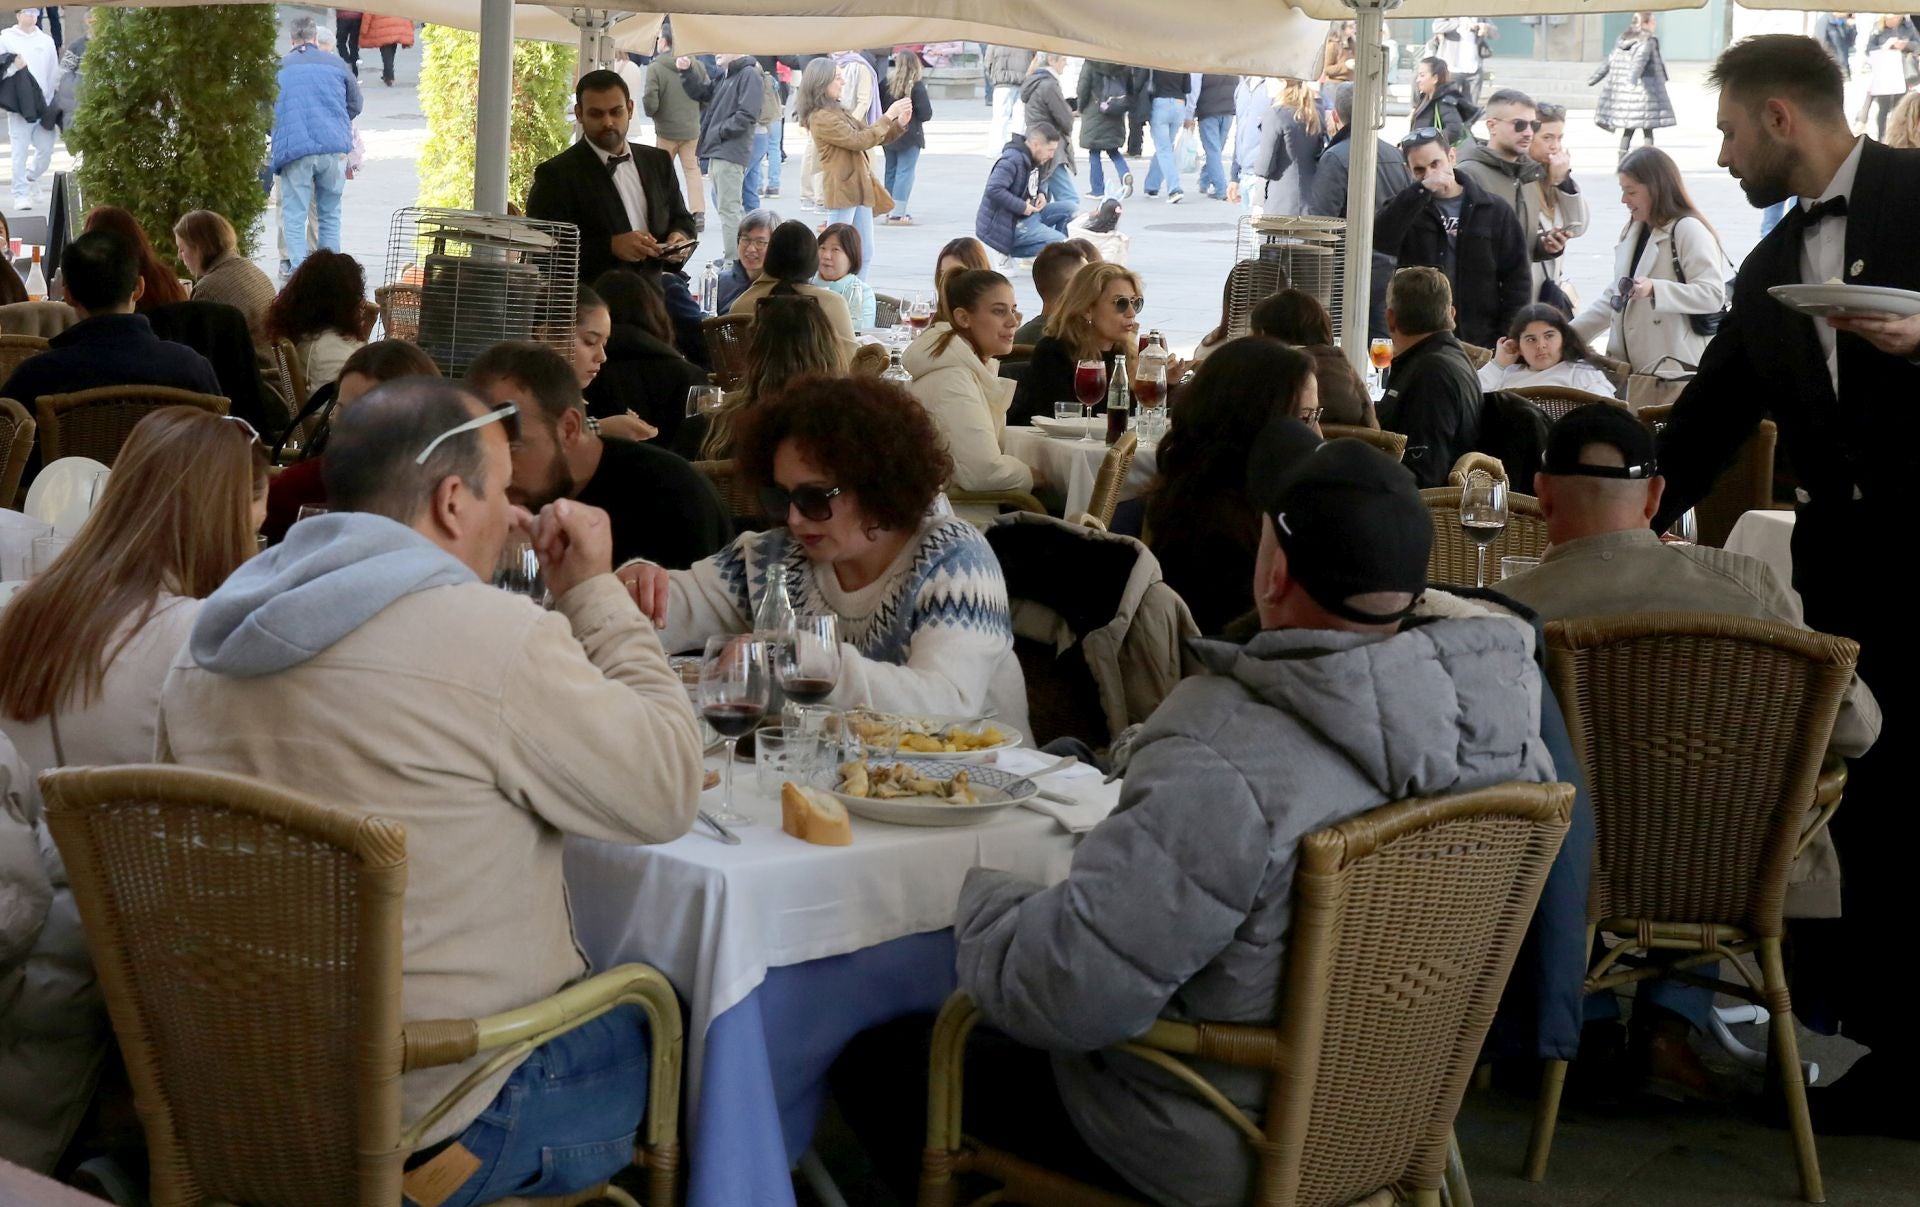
[1110,295,1145,315]
[1505,118,1543,133]
[759,483,843,523]
[738,235,771,249]
[1400,126,1445,150]
[414,403,522,465]
[1555,460,1659,481]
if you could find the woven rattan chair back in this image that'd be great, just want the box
[1086,430,1137,529]
[1457,342,1495,371]
[1269,783,1573,1206]
[1589,353,1632,395]
[374,283,421,343]
[875,292,903,329]
[1545,613,1856,936]
[1320,425,1406,462]
[1419,488,1548,589]
[34,385,229,465]
[42,765,409,1207]
[693,458,766,527]
[0,300,78,339]
[1635,404,1777,548]
[0,395,34,507]
[702,315,754,390]
[274,337,311,420]
[1509,385,1626,423]
[1446,452,1506,488]
[0,332,48,382]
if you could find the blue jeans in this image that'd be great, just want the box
[743,129,768,211]
[1144,97,1187,195]
[825,204,874,271]
[883,142,922,213]
[280,152,346,267]
[1088,149,1130,196]
[1011,200,1074,257]
[1198,113,1232,196]
[765,118,784,190]
[1760,199,1787,236]
[1043,164,1080,211]
[415,1005,650,1207]
[1583,964,1717,1032]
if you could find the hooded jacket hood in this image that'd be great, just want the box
[901,321,999,385]
[1457,139,1544,185]
[190,512,478,678]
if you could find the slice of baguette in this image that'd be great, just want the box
[780,781,853,846]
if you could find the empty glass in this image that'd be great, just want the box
[1499,555,1540,581]
[754,726,819,795]
[86,470,110,513]
[686,385,726,418]
[700,636,770,826]
[30,534,70,576]
[492,532,548,603]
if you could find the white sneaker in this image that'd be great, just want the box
[13,198,31,211]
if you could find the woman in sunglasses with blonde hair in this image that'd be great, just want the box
[1009,261,1146,427]
[619,375,1028,737]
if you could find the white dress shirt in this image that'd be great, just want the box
[1796,135,1864,396]
[590,139,649,235]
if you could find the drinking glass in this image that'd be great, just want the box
[294,505,330,524]
[686,385,726,418]
[1457,474,1509,589]
[1368,338,1394,399]
[1052,400,1082,430]
[30,534,70,576]
[907,294,933,334]
[776,614,843,735]
[754,726,819,795]
[1132,361,1167,415]
[1499,555,1540,582]
[700,635,770,826]
[1073,359,1106,444]
[86,470,111,513]
[492,532,548,603]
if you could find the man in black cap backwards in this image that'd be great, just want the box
[944,436,1560,1207]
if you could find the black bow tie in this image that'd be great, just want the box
[1796,195,1848,226]
[605,153,630,175]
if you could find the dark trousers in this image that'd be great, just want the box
[380,42,399,84]
[335,16,360,75]
[1125,108,1146,157]
[830,1015,1136,1203]
[1618,127,1655,155]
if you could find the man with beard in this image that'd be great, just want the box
[527,70,707,359]
[466,341,730,570]
[1653,33,1920,1137]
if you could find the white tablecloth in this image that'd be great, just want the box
[562,748,1122,1111]
[1725,509,1796,591]
[1002,424,1157,520]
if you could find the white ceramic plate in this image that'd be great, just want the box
[851,713,1023,762]
[819,760,1035,827]
[23,457,109,535]
[1769,283,1920,319]
[1029,416,1099,440]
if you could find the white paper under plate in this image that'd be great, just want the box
[1768,283,1920,318]
[1028,416,1100,440]
[854,713,1023,761]
[818,760,1036,826]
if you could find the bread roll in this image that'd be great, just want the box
[780,782,853,846]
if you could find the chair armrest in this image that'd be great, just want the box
[948,489,1047,515]
[1797,752,1848,858]
[1132,1018,1284,1070]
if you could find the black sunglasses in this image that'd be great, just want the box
[1110,295,1145,315]
[1400,126,1446,150]
[759,483,843,523]
[1505,118,1543,133]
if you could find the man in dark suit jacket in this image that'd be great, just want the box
[1653,34,1920,1135]
[526,69,706,361]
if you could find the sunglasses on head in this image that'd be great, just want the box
[1505,118,1543,133]
[222,415,262,446]
[758,483,843,523]
[1399,126,1446,150]
[414,403,522,465]
[1110,295,1146,315]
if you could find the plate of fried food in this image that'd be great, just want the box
[843,711,1023,761]
[820,757,1036,826]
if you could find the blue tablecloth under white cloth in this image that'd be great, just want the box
[563,749,1118,1206]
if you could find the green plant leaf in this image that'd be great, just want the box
[418,25,572,213]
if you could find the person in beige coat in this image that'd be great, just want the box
[902,269,1035,523]
[1571,147,1725,374]
[727,219,861,361]
[156,379,703,1203]
[794,57,911,272]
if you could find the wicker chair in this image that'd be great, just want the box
[1522,614,1857,1204]
[693,458,766,528]
[35,385,229,465]
[920,781,1575,1207]
[875,292,904,329]
[0,299,79,339]
[947,487,1047,518]
[375,283,421,343]
[1071,430,1137,530]
[1420,488,1549,589]
[1320,424,1406,462]
[41,765,683,1207]
[1510,385,1627,423]
[1458,341,1495,371]
[702,315,754,390]
[1637,404,1778,548]
[273,338,311,421]
[1590,353,1632,396]
[1447,451,1507,488]
[0,396,33,508]
[0,332,47,383]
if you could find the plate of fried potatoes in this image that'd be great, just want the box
[844,712,1023,761]
[820,758,1035,826]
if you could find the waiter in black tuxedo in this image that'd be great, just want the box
[527,68,708,361]
[1655,34,1918,1136]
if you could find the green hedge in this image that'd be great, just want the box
[70,5,278,268]
[417,24,573,212]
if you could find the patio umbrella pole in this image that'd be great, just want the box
[1342,0,1394,373]
[475,0,516,213]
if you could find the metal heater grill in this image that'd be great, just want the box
[1230,214,1348,342]
[381,208,579,379]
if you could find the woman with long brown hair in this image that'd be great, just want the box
[1244,78,1323,215]
[675,293,844,461]
[265,249,369,389]
[902,268,1033,519]
[83,206,189,312]
[1009,261,1143,427]
[794,57,911,272]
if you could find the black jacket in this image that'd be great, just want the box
[526,139,698,291]
[1308,129,1413,337]
[145,300,289,437]
[1409,82,1478,147]
[1147,69,1192,101]
[881,77,932,151]
[583,322,708,447]
[1377,331,1483,488]
[1195,73,1237,119]
[1374,172,1530,348]
[1075,61,1133,152]
[0,54,44,122]
[681,57,763,167]
[1009,337,1126,429]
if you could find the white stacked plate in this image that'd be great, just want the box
[1030,415,1100,440]
[1769,283,1920,318]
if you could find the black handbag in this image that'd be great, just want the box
[1669,224,1730,337]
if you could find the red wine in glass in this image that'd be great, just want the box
[1132,376,1166,408]
[703,701,765,738]
[1073,361,1106,410]
[780,677,836,706]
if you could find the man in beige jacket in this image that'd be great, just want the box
[157,379,703,1205]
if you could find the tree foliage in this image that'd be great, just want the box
[69,5,278,269]
[417,25,573,212]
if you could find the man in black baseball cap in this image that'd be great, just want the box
[1255,438,1432,629]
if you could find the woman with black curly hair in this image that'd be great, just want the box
[620,374,1028,733]
[264,248,368,389]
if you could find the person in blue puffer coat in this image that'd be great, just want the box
[270,14,361,271]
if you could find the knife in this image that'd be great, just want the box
[698,810,741,845]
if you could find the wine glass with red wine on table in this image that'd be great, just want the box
[777,614,842,761]
[700,635,770,826]
[1074,359,1107,444]
[1458,473,1510,589]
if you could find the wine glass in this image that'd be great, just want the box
[1458,473,1509,589]
[1368,338,1394,398]
[1132,358,1167,421]
[700,635,770,826]
[686,384,726,418]
[907,294,933,334]
[492,532,548,604]
[1073,359,1107,444]
[776,614,843,738]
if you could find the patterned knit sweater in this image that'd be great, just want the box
[662,514,1030,733]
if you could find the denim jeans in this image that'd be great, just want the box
[1043,164,1080,211]
[1582,964,1717,1031]
[1088,149,1130,196]
[883,142,922,213]
[989,84,1024,151]
[825,204,874,271]
[1011,200,1074,257]
[743,130,768,211]
[410,1005,651,1207]
[1197,113,1232,196]
[710,158,746,259]
[7,112,54,205]
[765,118,784,191]
[279,152,346,267]
[1144,97,1186,195]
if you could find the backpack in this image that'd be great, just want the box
[1096,69,1130,115]
[1476,390,1551,495]
[758,69,783,125]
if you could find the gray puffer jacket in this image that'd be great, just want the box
[984,45,1035,89]
[955,593,1557,1207]
[1589,33,1676,132]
